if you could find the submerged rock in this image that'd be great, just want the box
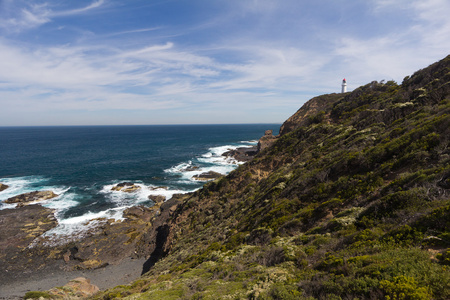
[4,190,58,204]
[0,183,8,192]
[192,171,223,181]
[111,182,141,192]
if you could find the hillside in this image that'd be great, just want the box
[86,56,450,299]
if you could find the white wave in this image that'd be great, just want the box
[100,181,193,205]
[164,141,255,184]
[0,176,49,202]
[38,207,127,246]
[39,183,195,245]
[0,176,77,213]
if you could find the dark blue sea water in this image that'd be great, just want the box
[0,124,279,237]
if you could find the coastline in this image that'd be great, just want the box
[0,126,278,299]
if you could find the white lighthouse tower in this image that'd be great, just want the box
[341,78,347,93]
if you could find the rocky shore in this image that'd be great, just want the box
[0,187,186,299]
[0,130,277,298]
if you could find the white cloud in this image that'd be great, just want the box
[52,0,106,17]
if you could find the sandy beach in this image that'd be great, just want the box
[0,257,147,299]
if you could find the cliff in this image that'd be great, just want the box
[32,55,450,299]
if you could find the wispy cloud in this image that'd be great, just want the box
[52,0,106,17]
[0,0,106,33]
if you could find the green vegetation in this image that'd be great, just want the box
[92,55,450,299]
[24,291,54,299]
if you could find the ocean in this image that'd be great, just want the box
[0,124,279,239]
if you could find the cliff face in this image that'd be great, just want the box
[94,56,450,299]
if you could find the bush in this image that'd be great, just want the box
[380,275,432,300]
[24,291,54,299]
[436,248,450,266]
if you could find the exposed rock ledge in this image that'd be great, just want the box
[4,190,58,205]
[0,204,58,253]
[0,182,8,192]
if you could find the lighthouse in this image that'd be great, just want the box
[341,78,347,93]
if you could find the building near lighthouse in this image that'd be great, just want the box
[341,78,347,93]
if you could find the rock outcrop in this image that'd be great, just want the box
[192,171,223,181]
[4,190,58,204]
[257,129,277,152]
[123,205,155,222]
[148,194,166,203]
[0,183,8,192]
[222,146,258,162]
[111,182,141,192]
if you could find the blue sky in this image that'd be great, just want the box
[0,0,449,126]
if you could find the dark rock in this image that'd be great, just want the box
[192,171,223,181]
[150,186,168,190]
[184,166,200,171]
[0,183,8,192]
[5,190,58,204]
[148,195,166,203]
[222,146,258,162]
[115,182,134,187]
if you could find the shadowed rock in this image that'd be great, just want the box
[222,146,258,162]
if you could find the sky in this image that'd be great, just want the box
[0,0,449,126]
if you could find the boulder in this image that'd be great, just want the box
[45,277,99,299]
[148,194,166,203]
[192,171,223,181]
[111,182,141,192]
[4,190,58,204]
[0,183,8,192]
